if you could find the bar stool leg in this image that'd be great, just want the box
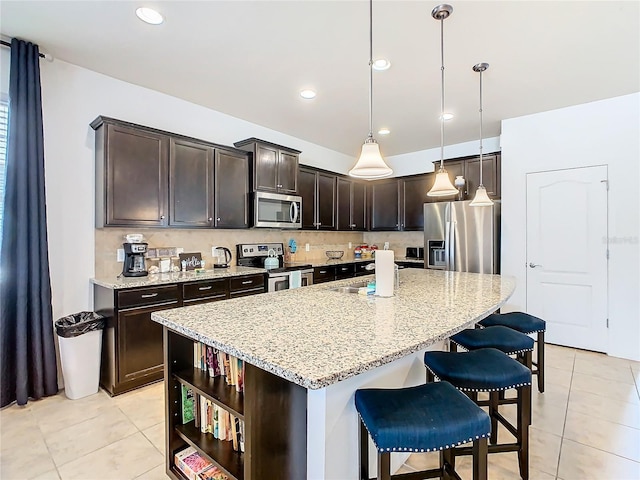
[472,437,488,480]
[441,447,456,480]
[359,419,369,480]
[489,391,499,444]
[537,332,545,393]
[426,369,435,383]
[518,384,531,480]
[378,451,391,480]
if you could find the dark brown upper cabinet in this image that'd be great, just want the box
[337,178,367,231]
[234,138,300,194]
[214,149,250,228]
[93,118,169,227]
[169,138,214,228]
[298,167,336,230]
[400,174,434,231]
[369,179,401,231]
[92,116,251,229]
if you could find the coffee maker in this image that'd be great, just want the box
[122,242,148,277]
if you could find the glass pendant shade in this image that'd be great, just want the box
[469,185,493,206]
[427,168,458,197]
[349,139,392,179]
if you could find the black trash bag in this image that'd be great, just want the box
[55,312,105,338]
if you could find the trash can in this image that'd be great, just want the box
[55,312,105,400]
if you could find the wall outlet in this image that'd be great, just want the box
[305,243,310,252]
[348,242,352,249]
[384,242,390,250]
[117,248,124,262]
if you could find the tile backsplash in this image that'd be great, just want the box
[95,228,425,278]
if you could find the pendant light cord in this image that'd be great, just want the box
[479,68,484,187]
[368,0,374,139]
[439,16,445,172]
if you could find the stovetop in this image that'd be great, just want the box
[236,242,311,274]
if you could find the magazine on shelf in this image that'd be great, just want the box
[181,385,195,424]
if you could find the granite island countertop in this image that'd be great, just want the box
[92,265,267,290]
[286,255,423,268]
[151,269,515,389]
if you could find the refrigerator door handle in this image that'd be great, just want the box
[445,221,451,270]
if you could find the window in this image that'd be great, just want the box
[0,99,7,246]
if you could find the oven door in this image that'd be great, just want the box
[268,273,290,292]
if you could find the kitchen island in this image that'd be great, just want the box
[152,268,515,479]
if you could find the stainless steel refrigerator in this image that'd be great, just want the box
[423,200,500,274]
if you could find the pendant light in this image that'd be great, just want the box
[427,4,458,197]
[348,0,393,179]
[470,62,494,207]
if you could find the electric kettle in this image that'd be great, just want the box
[264,249,280,270]
[212,247,232,268]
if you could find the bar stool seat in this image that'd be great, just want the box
[451,326,534,355]
[479,312,546,393]
[424,348,532,480]
[355,381,490,480]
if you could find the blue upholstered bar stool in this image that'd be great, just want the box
[479,312,547,392]
[355,381,490,480]
[450,326,535,373]
[424,348,532,480]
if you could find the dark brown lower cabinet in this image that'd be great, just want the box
[164,329,307,480]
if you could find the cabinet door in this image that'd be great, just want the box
[369,180,400,231]
[255,144,279,192]
[215,150,250,228]
[465,154,499,198]
[105,124,168,226]
[277,152,299,194]
[169,139,214,227]
[336,178,352,231]
[117,304,172,384]
[401,175,432,231]
[351,181,367,231]
[298,168,317,229]
[316,172,336,230]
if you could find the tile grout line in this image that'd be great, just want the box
[555,351,576,480]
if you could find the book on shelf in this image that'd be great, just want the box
[174,446,229,480]
[186,390,244,452]
[181,385,195,424]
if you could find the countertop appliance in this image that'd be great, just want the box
[424,200,500,274]
[253,191,302,229]
[212,246,232,268]
[122,242,148,277]
[237,243,313,292]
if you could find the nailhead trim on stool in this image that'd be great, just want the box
[355,381,490,480]
[479,312,546,393]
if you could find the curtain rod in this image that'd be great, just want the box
[1,40,47,59]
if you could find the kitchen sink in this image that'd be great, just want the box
[328,280,369,294]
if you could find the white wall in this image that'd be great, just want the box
[501,93,640,361]
[30,57,354,322]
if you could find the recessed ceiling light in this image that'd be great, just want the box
[300,89,316,99]
[372,59,391,71]
[378,128,390,135]
[136,7,164,25]
[441,113,454,121]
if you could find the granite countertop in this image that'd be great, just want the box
[151,269,515,389]
[92,266,267,290]
[287,255,424,268]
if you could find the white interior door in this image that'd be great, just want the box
[526,166,608,352]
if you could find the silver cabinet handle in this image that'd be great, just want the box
[198,286,212,291]
[141,293,158,298]
[319,270,327,274]
[241,280,253,285]
[528,262,543,268]
[160,215,165,220]
[217,217,221,222]
[208,217,213,221]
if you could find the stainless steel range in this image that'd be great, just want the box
[236,243,313,292]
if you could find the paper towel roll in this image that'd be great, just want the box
[375,250,395,297]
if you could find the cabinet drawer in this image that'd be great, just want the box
[117,284,179,309]
[230,287,265,299]
[335,263,355,280]
[183,279,228,301]
[230,274,265,292]
[313,266,336,284]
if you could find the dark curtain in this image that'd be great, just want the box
[0,38,58,407]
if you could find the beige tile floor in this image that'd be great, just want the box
[1,344,639,479]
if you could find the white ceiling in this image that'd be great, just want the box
[1,1,638,157]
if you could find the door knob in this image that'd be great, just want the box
[528,262,542,268]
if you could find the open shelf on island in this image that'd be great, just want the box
[175,421,244,480]
[174,368,244,420]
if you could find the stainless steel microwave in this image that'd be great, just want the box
[253,191,302,229]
